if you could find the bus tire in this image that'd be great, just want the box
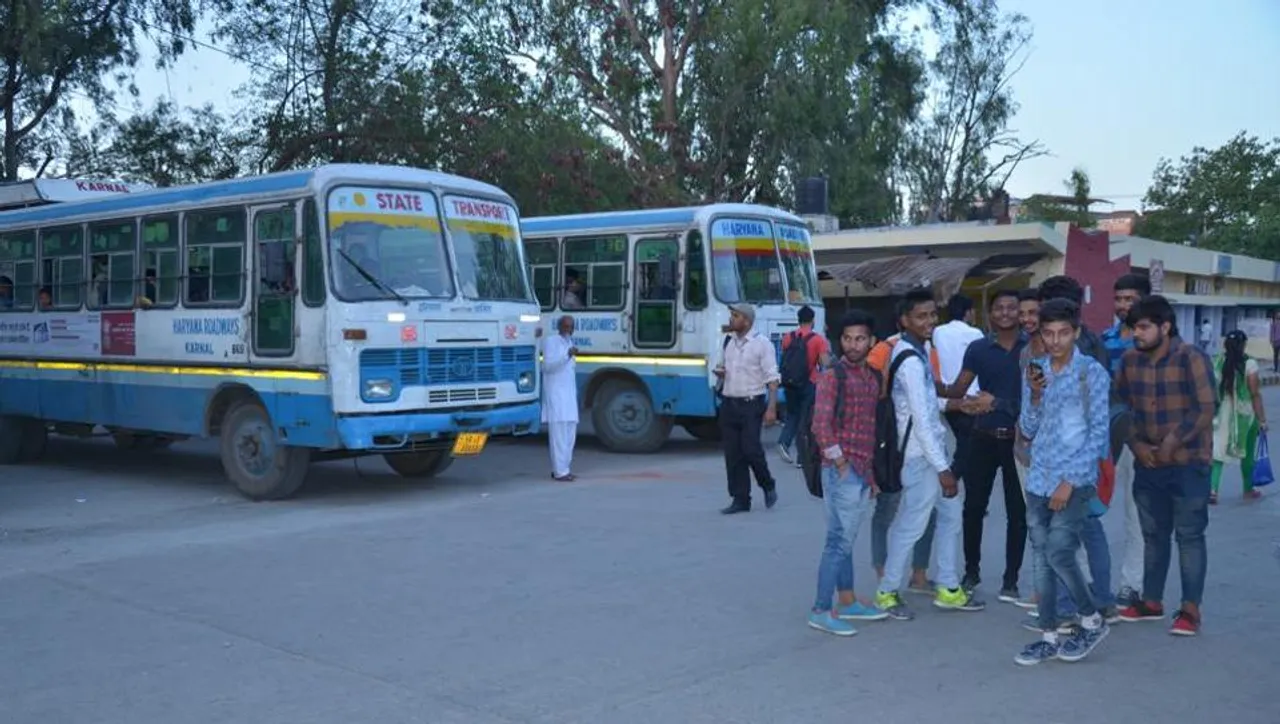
[18,419,48,462]
[219,401,311,501]
[591,378,673,453]
[383,450,454,478]
[0,416,24,464]
[682,420,721,442]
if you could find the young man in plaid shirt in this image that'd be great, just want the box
[807,310,890,636]
[1114,295,1217,636]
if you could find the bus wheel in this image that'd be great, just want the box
[219,401,310,501]
[681,420,722,442]
[383,450,454,478]
[591,378,673,453]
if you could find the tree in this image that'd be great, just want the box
[1135,132,1280,259]
[0,0,202,180]
[902,0,1047,222]
[60,100,249,186]
[1017,166,1098,227]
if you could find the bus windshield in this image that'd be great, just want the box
[442,195,532,301]
[327,186,453,301]
[709,217,785,304]
[775,222,820,304]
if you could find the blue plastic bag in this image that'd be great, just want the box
[1252,434,1274,488]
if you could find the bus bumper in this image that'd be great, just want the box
[334,402,542,451]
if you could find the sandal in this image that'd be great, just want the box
[1208,492,1218,505]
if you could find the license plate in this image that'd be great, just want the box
[451,432,488,456]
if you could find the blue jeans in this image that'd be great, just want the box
[813,466,874,611]
[778,382,814,451]
[1027,487,1099,629]
[1134,463,1211,606]
[1055,515,1114,616]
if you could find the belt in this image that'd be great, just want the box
[724,394,765,402]
[977,427,1016,440]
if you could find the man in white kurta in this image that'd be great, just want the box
[543,315,579,481]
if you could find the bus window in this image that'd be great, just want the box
[88,219,137,309]
[442,196,529,302]
[634,237,678,347]
[524,238,558,310]
[301,199,325,306]
[709,218,784,304]
[253,207,296,355]
[562,235,626,309]
[0,230,36,310]
[775,222,820,304]
[683,230,708,310]
[40,225,85,309]
[185,208,246,306]
[141,215,180,307]
[327,186,452,301]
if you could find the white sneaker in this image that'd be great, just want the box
[777,444,795,465]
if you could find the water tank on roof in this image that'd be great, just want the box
[795,176,829,216]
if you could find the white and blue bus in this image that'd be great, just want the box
[521,204,824,452]
[0,165,543,499]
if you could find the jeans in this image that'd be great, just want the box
[778,382,815,452]
[1055,515,1114,615]
[872,491,934,572]
[962,434,1027,588]
[878,455,962,593]
[813,466,874,611]
[1115,446,1144,594]
[1134,463,1211,606]
[1027,487,1098,629]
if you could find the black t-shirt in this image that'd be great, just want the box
[962,334,1028,430]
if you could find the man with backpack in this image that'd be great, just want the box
[778,305,830,466]
[806,310,889,636]
[874,289,985,620]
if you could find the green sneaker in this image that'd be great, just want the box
[874,590,915,621]
[934,586,986,612]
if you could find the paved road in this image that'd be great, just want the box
[3,399,1278,724]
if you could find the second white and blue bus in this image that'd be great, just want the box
[521,204,825,453]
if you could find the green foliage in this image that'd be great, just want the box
[1135,132,1280,259]
[0,0,202,180]
[1017,167,1096,227]
[902,0,1047,222]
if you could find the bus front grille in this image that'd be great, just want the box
[360,345,536,388]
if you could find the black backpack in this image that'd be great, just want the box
[798,365,847,499]
[780,330,814,389]
[872,348,920,494]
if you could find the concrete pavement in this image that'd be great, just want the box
[2,399,1278,723]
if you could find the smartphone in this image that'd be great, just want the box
[1028,362,1044,376]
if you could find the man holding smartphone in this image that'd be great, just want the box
[1015,298,1112,665]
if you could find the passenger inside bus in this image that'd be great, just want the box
[562,268,585,309]
[0,275,12,309]
[37,286,52,310]
[138,268,158,308]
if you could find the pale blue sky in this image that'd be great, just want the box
[119,0,1279,210]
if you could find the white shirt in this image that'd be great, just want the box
[721,330,779,398]
[932,319,983,396]
[890,339,951,473]
[542,334,578,423]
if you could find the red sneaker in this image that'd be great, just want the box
[1118,600,1165,622]
[1170,609,1201,636]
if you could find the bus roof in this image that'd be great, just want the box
[521,203,807,237]
[0,178,151,212]
[0,164,516,229]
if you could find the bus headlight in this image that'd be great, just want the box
[517,371,535,393]
[364,378,395,400]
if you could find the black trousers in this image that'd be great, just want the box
[962,431,1027,587]
[945,411,974,481]
[720,395,775,504]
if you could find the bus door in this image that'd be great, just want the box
[248,204,299,363]
[631,236,679,350]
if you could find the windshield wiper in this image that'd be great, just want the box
[337,248,408,306]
